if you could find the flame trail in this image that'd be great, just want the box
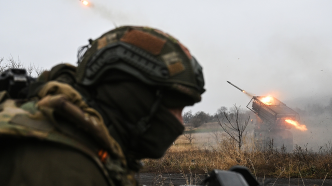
[285,119,308,131]
[78,0,136,27]
[82,1,89,6]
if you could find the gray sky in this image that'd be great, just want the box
[1,0,332,114]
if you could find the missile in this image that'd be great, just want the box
[227,81,245,93]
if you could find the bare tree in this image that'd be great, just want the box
[0,56,46,78]
[26,63,34,76]
[0,56,24,72]
[213,106,228,122]
[217,105,250,150]
[217,106,228,115]
[33,64,45,76]
[0,57,5,72]
[0,56,47,78]
[183,126,195,144]
[8,55,24,69]
[210,130,223,144]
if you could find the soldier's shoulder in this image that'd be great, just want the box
[38,63,76,85]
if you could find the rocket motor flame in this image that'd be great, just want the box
[260,96,274,105]
[285,119,307,131]
[81,0,89,6]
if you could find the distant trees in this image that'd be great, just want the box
[217,106,228,115]
[182,110,215,128]
[191,111,210,128]
[183,110,193,125]
[215,106,228,121]
[181,106,251,148]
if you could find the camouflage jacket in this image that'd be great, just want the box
[0,81,136,186]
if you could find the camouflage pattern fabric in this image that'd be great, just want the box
[37,81,126,161]
[37,63,77,86]
[0,81,136,186]
[77,26,205,106]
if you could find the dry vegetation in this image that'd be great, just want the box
[142,131,332,180]
[0,56,45,76]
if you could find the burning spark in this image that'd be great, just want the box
[285,119,307,131]
[260,96,274,105]
[81,0,89,6]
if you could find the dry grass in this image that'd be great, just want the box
[142,134,332,179]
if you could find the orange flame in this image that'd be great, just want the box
[285,119,307,131]
[260,96,274,105]
[82,0,89,6]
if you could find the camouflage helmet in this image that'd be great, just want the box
[76,26,205,103]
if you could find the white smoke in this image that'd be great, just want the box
[80,0,147,27]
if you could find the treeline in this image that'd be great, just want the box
[183,110,216,128]
[184,99,332,129]
[183,106,252,128]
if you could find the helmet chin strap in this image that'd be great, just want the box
[132,89,163,137]
[126,89,163,159]
[120,89,162,157]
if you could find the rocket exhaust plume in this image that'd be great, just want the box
[285,119,308,131]
[227,81,254,97]
[259,96,274,105]
[78,0,133,28]
[80,0,89,6]
[82,1,89,6]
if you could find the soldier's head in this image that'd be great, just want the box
[76,26,205,159]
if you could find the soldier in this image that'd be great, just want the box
[0,26,205,185]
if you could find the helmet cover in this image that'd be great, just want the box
[77,26,205,104]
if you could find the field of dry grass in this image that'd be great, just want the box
[142,131,332,180]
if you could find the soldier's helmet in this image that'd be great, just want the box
[76,26,205,105]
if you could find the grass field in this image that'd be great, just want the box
[141,126,332,180]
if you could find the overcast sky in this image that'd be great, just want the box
[1,0,332,114]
